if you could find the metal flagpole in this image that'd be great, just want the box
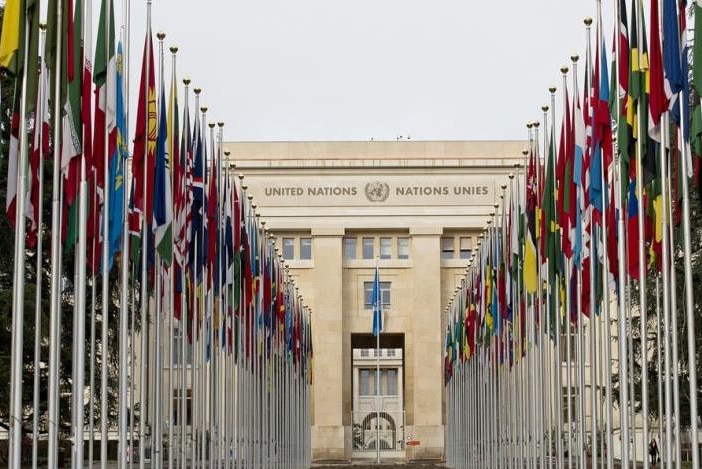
[681,94,700,469]
[181,78,191,469]
[632,2,649,467]
[152,32,166,469]
[100,1,113,467]
[47,1,66,465]
[139,3,153,467]
[561,70,574,469]
[167,44,178,469]
[539,102,551,469]
[8,0,35,464]
[31,28,47,469]
[374,258,381,464]
[666,144,682,469]
[655,275,664,467]
[660,111,673,469]
[117,8,132,469]
[90,258,97,467]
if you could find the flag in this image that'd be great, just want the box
[648,0,669,140]
[107,42,127,270]
[371,265,383,336]
[61,0,83,252]
[662,0,683,102]
[693,1,702,98]
[0,0,21,71]
[26,53,49,248]
[132,31,156,224]
[523,150,538,293]
[153,70,173,264]
[5,90,20,227]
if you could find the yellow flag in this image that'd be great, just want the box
[0,0,21,70]
[523,235,538,293]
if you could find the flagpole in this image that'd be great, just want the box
[666,141,683,468]
[30,27,47,469]
[47,2,65,467]
[117,16,133,469]
[98,1,113,467]
[139,2,153,465]
[678,99,699,469]
[167,43,179,469]
[180,76,191,469]
[374,258,381,464]
[8,0,36,462]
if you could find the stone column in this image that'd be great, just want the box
[310,227,347,460]
[407,226,443,459]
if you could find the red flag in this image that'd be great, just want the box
[132,32,156,222]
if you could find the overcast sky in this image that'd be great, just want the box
[119,1,608,142]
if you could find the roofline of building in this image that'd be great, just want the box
[222,140,528,162]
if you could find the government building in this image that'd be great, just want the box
[224,140,524,461]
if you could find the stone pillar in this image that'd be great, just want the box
[310,227,347,460]
[407,226,443,459]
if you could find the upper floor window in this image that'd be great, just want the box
[282,238,294,260]
[344,237,357,259]
[459,237,472,259]
[379,237,392,259]
[397,237,410,259]
[300,237,312,260]
[363,281,391,309]
[362,237,374,260]
[441,237,455,259]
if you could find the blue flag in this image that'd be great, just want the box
[371,266,383,336]
[107,42,127,270]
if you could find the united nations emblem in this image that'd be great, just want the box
[364,181,390,202]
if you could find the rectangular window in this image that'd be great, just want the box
[300,237,312,260]
[397,237,410,259]
[173,389,193,426]
[344,237,357,260]
[441,237,455,260]
[364,281,391,309]
[282,237,294,260]
[459,237,472,259]
[362,237,374,259]
[360,369,371,396]
[379,237,392,259]
[387,349,396,357]
[386,369,397,396]
[173,324,193,366]
[559,329,577,362]
[360,349,369,357]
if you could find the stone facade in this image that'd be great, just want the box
[224,140,525,461]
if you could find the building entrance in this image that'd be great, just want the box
[351,334,405,458]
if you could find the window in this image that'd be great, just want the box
[173,389,193,426]
[360,369,372,395]
[360,349,369,357]
[379,237,392,259]
[386,369,397,396]
[559,328,577,362]
[359,368,398,396]
[364,281,391,309]
[362,238,374,259]
[282,238,294,260]
[562,387,578,422]
[387,349,396,357]
[300,237,312,260]
[397,237,409,259]
[173,323,193,366]
[441,237,455,259]
[459,237,472,259]
[344,237,357,259]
